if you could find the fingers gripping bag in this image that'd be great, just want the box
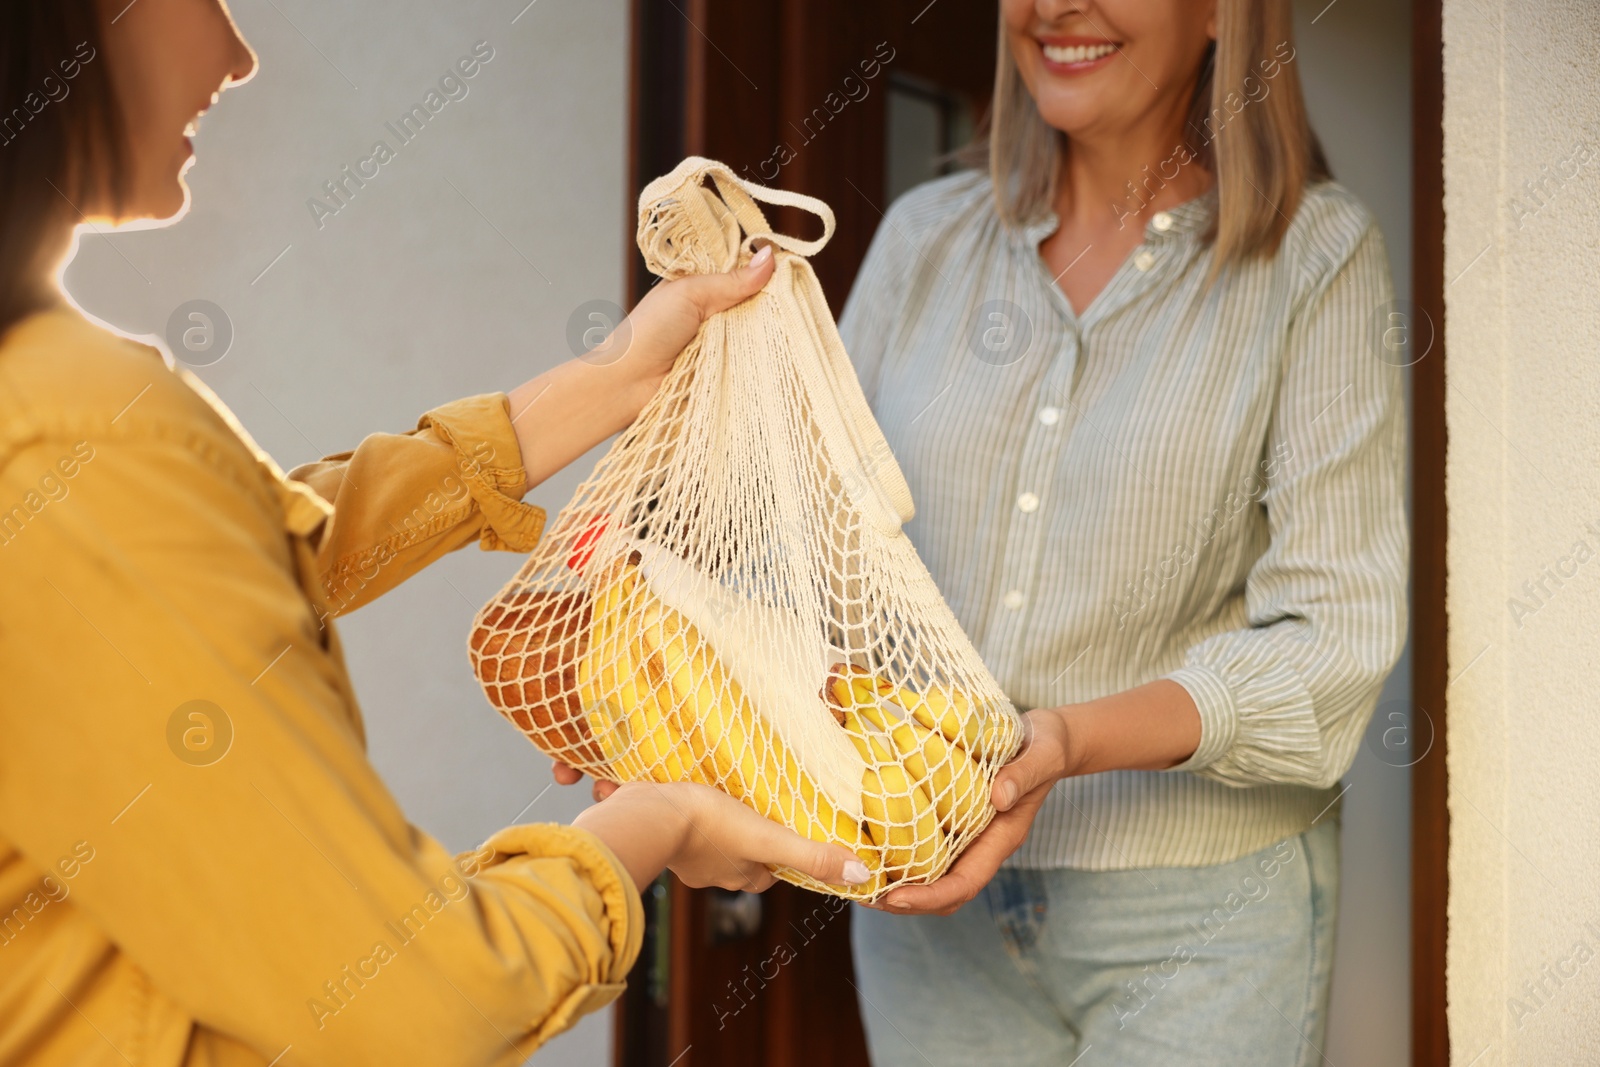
[469,157,1021,901]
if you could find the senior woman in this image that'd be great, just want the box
[0,3,868,1065]
[841,1,1406,1064]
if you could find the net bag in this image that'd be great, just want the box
[469,157,1021,901]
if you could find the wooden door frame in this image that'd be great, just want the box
[1410,0,1449,1062]
[617,0,1452,1062]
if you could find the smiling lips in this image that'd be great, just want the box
[1039,39,1120,71]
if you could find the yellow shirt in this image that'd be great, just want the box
[0,308,643,1066]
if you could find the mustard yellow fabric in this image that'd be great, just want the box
[0,308,644,1066]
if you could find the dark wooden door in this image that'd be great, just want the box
[617,3,996,1065]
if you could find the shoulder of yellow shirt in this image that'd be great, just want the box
[0,306,244,465]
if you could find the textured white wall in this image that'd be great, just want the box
[1443,0,1600,1062]
[63,1,630,1063]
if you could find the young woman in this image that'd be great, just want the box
[840,1,1406,1064]
[0,3,867,1064]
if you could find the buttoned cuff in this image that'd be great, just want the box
[1164,663,1238,774]
[417,393,546,552]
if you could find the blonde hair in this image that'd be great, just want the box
[975,0,1330,268]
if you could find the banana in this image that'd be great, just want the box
[842,683,985,832]
[649,601,795,822]
[736,713,779,819]
[824,674,854,715]
[913,725,983,830]
[591,562,637,621]
[906,686,989,757]
[583,577,935,896]
[973,715,1018,764]
[627,681,691,782]
[831,664,1003,766]
[851,723,941,879]
[577,588,644,778]
[837,706,878,763]
[858,769,898,866]
[849,675,886,708]
[786,747,818,815]
[650,632,714,778]
[618,601,691,782]
[660,630,735,778]
[777,797,886,898]
[831,672,900,765]
[862,765,941,878]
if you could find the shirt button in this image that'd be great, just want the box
[1037,406,1062,426]
[1152,212,1174,232]
[1016,491,1040,513]
[1134,250,1156,272]
[1002,590,1026,610]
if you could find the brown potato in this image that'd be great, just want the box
[469,589,606,768]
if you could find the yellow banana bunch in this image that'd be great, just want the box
[826,663,1013,882]
[576,566,686,783]
[571,561,1013,897]
[577,560,887,898]
[837,668,1012,764]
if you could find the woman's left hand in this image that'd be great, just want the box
[871,680,1203,916]
[873,708,1076,916]
[607,243,775,413]
[509,243,774,493]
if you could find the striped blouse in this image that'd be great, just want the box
[837,171,1407,869]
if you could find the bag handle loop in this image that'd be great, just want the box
[635,158,912,534]
[637,157,836,276]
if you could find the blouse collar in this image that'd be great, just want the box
[1017,185,1218,247]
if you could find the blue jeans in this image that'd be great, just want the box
[851,819,1340,1067]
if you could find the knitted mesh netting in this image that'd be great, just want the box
[470,157,1021,901]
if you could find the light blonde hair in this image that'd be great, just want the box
[973,0,1330,268]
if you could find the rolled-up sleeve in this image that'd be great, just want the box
[0,432,641,1065]
[289,393,545,616]
[1166,223,1409,789]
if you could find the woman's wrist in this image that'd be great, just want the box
[508,248,772,496]
[612,366,666,427]
[572,782,693,893]
[1048,680,1203,778]
[1048,704,1102,778]
[506,356,658,494]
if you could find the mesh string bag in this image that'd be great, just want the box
[469,157,1021,901]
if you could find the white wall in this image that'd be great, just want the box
[1292,1,1415,1063]
[1443,0,1600,1062]
[63,1,630,1062]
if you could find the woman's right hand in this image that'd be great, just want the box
[572,780,871,893]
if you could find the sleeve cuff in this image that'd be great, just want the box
[475,822,646,985]
[417,393,546,552]
[1164,663,1238,774]
[534,981,630,1047]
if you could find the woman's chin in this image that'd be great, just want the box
[160,177,194,223]
[1033,95,1116,141]
[103,180,192,231]
[157,162,197,220]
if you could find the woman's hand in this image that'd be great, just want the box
[572,779,870,894]
[873,707,1076,916]
[610,243,775,407]
[874,680,1204,916]
[508,245,775,494]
